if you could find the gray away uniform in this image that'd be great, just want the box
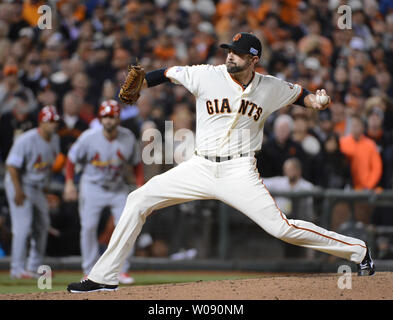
[68,126,140,275]
[5,128,60,277]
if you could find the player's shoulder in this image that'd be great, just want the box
[79,127,100,138]
[14,128,38,144]
[169,64,219,73]
[118,126,136,139]
[259,74,286,84]
[259,74,299,90]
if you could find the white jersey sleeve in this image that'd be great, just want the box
[165,65,211,97]
[264,76,303,114]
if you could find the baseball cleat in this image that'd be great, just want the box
[67,279,118,293]
[357,247,375,276]
[119,273,135,284]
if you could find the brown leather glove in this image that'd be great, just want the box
[118,64,146,105]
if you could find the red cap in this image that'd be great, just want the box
[38,105,60,123]
[98,100,121,118]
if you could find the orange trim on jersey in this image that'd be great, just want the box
[253,162,366,249]
[164,67,173,83]
[229,71,255,91]
[296,86,303,103]
[164,68,169,78]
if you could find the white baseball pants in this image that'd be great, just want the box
[88,155,367,285]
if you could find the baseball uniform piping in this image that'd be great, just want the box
[229,71,255,91]
[164,67,174,83]
[253,162,367,249]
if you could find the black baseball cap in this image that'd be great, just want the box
[220,32,262,58]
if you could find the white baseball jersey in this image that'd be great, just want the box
[88,64,368,285]
[68,126,140,190]
[165,64,302,157]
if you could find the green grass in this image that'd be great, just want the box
[0,271,263,294]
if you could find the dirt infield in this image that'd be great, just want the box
[1,272,392,300]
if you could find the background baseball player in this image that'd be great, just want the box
[64,100,144,284]
[5,105,60,279]
[68,32,375,293]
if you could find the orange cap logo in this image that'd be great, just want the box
[232,33,242,42]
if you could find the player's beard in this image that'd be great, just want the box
[103,123,117,134]
[102,120,119,136]
[226,60,250,74]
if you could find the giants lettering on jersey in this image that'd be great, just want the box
[238,99,263,121]
[206,98,231,114]
[205,99,263,121]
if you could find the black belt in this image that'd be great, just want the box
[196,152,251,162]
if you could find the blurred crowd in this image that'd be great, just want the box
[1,0,393,258]
[0,0,393,187]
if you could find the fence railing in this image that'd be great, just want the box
[217,189,393,259]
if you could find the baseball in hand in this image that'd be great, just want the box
[316,91,330,105]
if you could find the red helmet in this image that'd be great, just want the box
[98,100,121,118]
[38,105,60,123]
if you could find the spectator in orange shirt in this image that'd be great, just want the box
[22,0,46,27]
[339,115,382,190]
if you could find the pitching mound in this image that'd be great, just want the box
[1,272,392,300]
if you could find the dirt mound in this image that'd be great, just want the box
[1,272,392,300]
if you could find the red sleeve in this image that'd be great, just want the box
[65,158,75,182]
[133,162,145,187]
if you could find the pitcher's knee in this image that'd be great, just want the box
[126,188,146,208]
[125,188,153,220]
[266,221,293,241]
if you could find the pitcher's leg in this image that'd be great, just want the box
[216,159,367,264]
[111,191,134,274]
[88,157,215,285]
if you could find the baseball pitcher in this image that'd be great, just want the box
[68,33,375,292]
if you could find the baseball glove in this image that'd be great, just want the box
[118,64,145,105]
